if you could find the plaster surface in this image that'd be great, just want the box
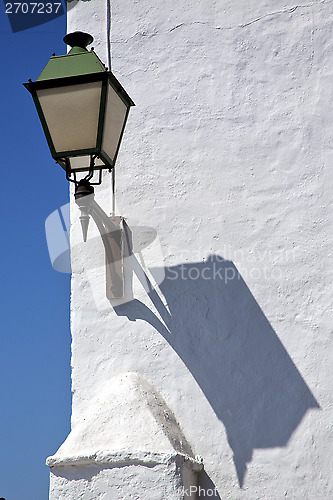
[47,372,198,464]
[51,0,333,498]
[50,461,190,500]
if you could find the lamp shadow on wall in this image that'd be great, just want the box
[114,253,319,489]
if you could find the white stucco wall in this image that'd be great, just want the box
[50,0,333,498]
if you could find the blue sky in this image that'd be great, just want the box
[0,5,71,499]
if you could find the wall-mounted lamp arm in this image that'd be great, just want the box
[74,180,124,299]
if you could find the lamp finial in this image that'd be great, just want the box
[63,32,94,51]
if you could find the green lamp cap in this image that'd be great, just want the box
[36,31,105,81]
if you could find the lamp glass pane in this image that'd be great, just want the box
[69,155,105,171]
[37,82,102,153]
[102,83,128,163]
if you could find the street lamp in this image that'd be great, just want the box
[24,31,134,180]
[24,32,135,299]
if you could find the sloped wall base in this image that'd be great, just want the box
[48,373,202,499]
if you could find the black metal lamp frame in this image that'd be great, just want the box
[65,155,104,186]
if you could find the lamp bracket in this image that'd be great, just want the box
[74,179,124,298]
